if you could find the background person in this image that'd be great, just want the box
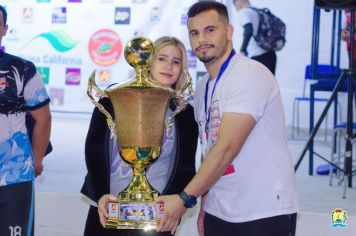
[0,5,51,236]
[233,0,277,75]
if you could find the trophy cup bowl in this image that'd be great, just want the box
[87,36,193,230]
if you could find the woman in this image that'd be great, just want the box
[81,36,198,236]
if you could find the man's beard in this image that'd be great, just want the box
[197,55,215,63]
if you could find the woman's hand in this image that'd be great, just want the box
[97,194,117,227]
[197,194,207,236]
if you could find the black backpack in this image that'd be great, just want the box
[251,7,286,51]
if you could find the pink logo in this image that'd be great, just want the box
[88,29,122,66]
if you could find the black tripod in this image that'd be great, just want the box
[295,8,356,198]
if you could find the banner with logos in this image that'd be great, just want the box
[2,0,229,113]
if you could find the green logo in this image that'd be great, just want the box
[24,30,79,52]
[37,67,50,84]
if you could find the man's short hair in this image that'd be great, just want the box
[0,5,7,25]
[187,1,229,23]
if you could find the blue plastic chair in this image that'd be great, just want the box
[291,64,342,139]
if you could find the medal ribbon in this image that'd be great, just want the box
[204,49,236,139]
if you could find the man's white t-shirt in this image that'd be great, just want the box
[236,7,267,57]
[194,53,299,223]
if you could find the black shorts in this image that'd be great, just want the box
[204,212,297,236]
[0,181,34,236]
[251,50,277,75]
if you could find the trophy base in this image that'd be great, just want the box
[105,201,164,230]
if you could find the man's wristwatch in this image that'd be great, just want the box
[179,191,197,208]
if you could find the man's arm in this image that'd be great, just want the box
[157,112,256,232]
[29,104,51,176]
[184,112,255,197]
[240,23,253,55]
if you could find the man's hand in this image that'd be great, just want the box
[197,209,205,236]
[97,194,116,227]
[34,160,43,177]
[197,194,207,236]
[156,194,187,234]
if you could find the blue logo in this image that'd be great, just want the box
[150,7,161,23]
[187,50,197,68]
[52,7,67,24]
[115,7,130,25]
[181,13,188,25]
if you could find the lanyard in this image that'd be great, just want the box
[204,49,236,132]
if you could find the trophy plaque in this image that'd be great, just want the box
[87,37,193,230]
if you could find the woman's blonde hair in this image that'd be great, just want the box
[152,36,189,93]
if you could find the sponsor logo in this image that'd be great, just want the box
[52,7,67,24]
[36,67,50,84]
[22,8,34,23]
[115,7,130,25]
[181,13,188,25]
[131,0,147,3]
[23,8,33,19]
[150,7,161,23]
[181,7,189,25]
[331,208,347,228]
[180,7,188,25]
[108,202,119,218]
[65,68,81,85]
[49,88,64,106]
[88,29,122,66]
[187,50,197,68]
[24,30,79,52]
[98,70,111,86]
[6,28,20,42]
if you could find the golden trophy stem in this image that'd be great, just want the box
[119,164,156,202]
[132,66,150,87]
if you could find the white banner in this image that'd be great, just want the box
[3,0,232,113]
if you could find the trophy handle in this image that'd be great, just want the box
[87,70,116,137]
[164,70,194,130]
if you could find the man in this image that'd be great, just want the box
[157,1,299,236]
[341,10,356,66]
[0,5,51,236]
[233,0,277,75]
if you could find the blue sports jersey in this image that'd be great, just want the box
[0,53,50,186]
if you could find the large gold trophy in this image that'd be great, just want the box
[87,37,193,230]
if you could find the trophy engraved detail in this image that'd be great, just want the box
[87,37,193,230]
